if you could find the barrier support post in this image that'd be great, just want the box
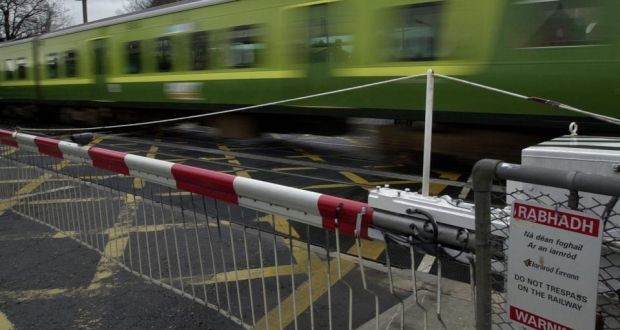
[422,69,434,197]
[472,159,501,330]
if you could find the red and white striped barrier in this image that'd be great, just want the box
[0,129,381,240]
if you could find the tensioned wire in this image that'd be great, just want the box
[18,74,426,133]
[434,73,620,126]
[18,72,620,133]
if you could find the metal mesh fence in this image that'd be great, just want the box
[483,177,620,329]
[0,142,471,329]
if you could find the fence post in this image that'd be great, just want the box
[422,69,434,197]
[472,159,502,330]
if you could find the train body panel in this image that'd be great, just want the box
[0,0,618,127]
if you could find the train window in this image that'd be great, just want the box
[377,2,443,61]
[65,51,77,77]
[515,0,606,47]
[191,31,209,70]
[126,41,141,74]
[230,25,264,68]
[4,59,15,80]
[16,58,26,79]
[307,4,354,63]
[156,37,172,72]
[47,53,59,78]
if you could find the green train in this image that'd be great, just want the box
[0,0,617,133]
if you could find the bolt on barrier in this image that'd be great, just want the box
[0,129,477,329]
[473,160,620,330]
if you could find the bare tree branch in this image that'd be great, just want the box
[0,0,70,41]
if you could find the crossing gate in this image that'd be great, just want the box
[0,129,476,329]
[473,160,620,330]
[3,126,619,330]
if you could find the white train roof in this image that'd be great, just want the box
[0,0,233,48]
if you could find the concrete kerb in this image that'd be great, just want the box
[355,264,475,330]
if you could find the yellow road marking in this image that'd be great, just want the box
[0,310,13,330]
[160,158,189,162]
[362,164,405,169]
[133,179,144,189]
[0,160,70,214]
[287,148,324,162]
[146,145,160,159]
[429,171,461,196]
[255,215,384,328]
[52,159,71,170]
[221,169,258,175]
[1,148,16,157]
[107,143,138,147]
[302,180,418,191]
[257,215,300,239]
[156,191,192,196]
[51,231,78,239]
[302,183,354,190]
[76,175,120,181]
[256,238,384,329]
[272,167,316,172]
[192,215,307,285]
[194,264,305,286]
[417,254,436,273]
[127,220,229,233]
[0,173,51,214]
[0,178,67,184]
[0,232,77,242]
[0,145,111,308]
[133,145,159,189]
[338,171,419,190]
[21,198,112,205]
[0,288,68,301]
[218,145,251,178]
[90,136,105,146]
[337,137,358,145]
[88,194,139,290]
[0,159,74,325]
[340,171,368,184]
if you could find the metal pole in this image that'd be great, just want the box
[81,0,88,23]
[472,159,501,330]
[422,69,434,197]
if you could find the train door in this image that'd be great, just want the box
[90,38,109,100]
[286,2,354,90]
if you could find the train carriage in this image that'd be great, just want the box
[0,0,618,132]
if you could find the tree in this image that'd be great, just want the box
[0,0,70,41]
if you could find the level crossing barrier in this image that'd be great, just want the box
[473,160,620,330]
[0,129,476,329]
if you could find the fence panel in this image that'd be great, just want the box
[0,131,467,329]
[473,160,620,330]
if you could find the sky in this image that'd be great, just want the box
[64,0,126,25]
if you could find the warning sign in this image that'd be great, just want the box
[507,201,603,330]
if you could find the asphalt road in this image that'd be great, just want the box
[0,124,480,329]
